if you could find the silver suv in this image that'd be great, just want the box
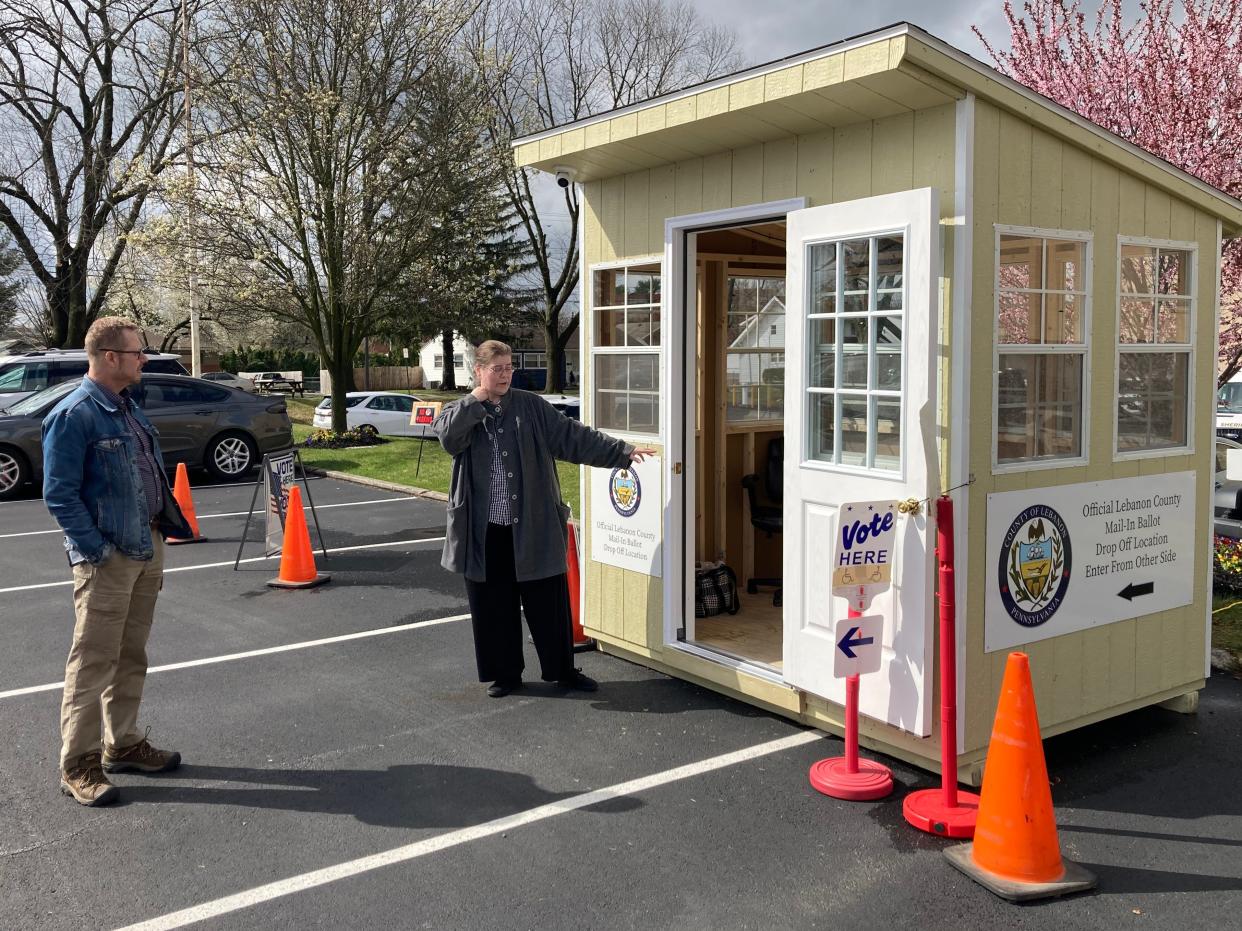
[0,349,189,409]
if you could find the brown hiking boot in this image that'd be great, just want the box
[102,736,181,774]
[60,752,120,807]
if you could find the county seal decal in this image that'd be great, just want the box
[997,504,1072,628]
[608,468,641,517]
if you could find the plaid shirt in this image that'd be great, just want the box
[485,400,514,525]
[90,379,164,520]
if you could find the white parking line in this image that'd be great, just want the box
[0,535,446,595]
[113,730,822,931]
[0,612,469,700]
[0,496,421,540]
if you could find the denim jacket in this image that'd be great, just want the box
[42,378,193,565]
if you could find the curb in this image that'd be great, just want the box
[305,467,449,502]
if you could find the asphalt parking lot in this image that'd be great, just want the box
[1,474,1241,930]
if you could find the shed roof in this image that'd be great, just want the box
[514,23,1242,235]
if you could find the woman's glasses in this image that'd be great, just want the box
[484,364,515,374]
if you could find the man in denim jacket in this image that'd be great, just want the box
[42,317,193,806]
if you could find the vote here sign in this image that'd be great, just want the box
[832,500,899,610]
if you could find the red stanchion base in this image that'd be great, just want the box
[808,757,893,801]
[902,788,980,838]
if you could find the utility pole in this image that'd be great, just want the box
[182,0,201,376]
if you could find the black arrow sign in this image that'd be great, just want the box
[1118,581,1155,601]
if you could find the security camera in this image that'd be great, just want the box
[554,165,577,188]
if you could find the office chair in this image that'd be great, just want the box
[741,437,783,607]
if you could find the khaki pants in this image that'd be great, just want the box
[60,536,164,769]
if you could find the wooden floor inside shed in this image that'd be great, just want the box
[693,591,783,670]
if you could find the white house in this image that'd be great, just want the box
[418,334,477,388]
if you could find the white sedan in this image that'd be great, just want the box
[313,391,433,438]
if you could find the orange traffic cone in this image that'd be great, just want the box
[566,519,594,652]
[165,462,206,544]
[266,484,330,589]
[944,652,1096,901]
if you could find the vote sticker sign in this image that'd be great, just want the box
[411,402,442,426]
[832,500,899,609]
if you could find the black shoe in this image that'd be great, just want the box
[487,678,521,698]
[557,669,598,692]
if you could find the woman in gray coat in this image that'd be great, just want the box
[433,340,654,697]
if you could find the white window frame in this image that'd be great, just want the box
[1113,235,1197,461]
[992,224,1093,474]
[802,227,909,477]
[589,255,664,441]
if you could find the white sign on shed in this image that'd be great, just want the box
[984,471,1196,653]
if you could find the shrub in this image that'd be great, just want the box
[1214,535,1242,593]
[301,428,388,450]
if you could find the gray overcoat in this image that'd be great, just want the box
[433,390,634,582]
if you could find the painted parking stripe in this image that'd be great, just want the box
[113,730,822,931]
[0,612,469,700]
[0,496,422,540]
[0,535,446,595]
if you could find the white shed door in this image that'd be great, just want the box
[782,189,939,736]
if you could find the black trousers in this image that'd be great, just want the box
[464,523,575,683]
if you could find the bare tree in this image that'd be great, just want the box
[0,0,200,347]
[193,0,480,430]
[469,0,743,392]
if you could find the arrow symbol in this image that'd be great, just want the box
[837,626,875,659]
[1118,581,1155,601]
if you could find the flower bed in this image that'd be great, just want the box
[301,428,388,450]
[1214,535,1242,593]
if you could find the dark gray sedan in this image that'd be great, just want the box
[0,374,294,500]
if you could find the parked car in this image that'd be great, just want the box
[0,348,188,409]
[542,394,581,420]
[313,391,432,437]
[1215,436,1242,539]
[0,374,294,500]
[202,371,257,392]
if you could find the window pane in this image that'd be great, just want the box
[627,310,660,347]
[810,319,835,388]
[1000,235,1043,290]
[594,269,624,307]
[1157,299,1190,343]
[630,354,657,391]
[1044,294,1081,343]
[596,309,626,347]
[728,311,758,348]
[875,235,903,290]
[998,292,1041,344]
[1120,298,1156,343]
[1120,244,1157,294]
[997,353,1084,463]
[875,316,902,390]
[843,239,869,291]
[726,352,785,422]
[628,273,655,304]
[877,290,902,311]
[629,394,659,432]
[1117,352,1189,451]
[809,244,837,314]
[875,399,901,471]
[840,399,867,466]
[595,355,628,390]
[809,394,834,462]
[840,317,868,389]
[1158,250,1191,295]
[595,392,627,431]
[1046,239,1085,291]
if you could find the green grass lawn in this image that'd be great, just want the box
[292,423,583,516]
[1212,593,1242,657]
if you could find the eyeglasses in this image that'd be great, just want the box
[102,347,150,356]
[483,364,515,374]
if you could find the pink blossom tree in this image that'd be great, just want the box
[975,0,1242,383]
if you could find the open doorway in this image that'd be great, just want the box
[686,220,786,670]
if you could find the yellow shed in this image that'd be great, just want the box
[514,23,1242,783]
